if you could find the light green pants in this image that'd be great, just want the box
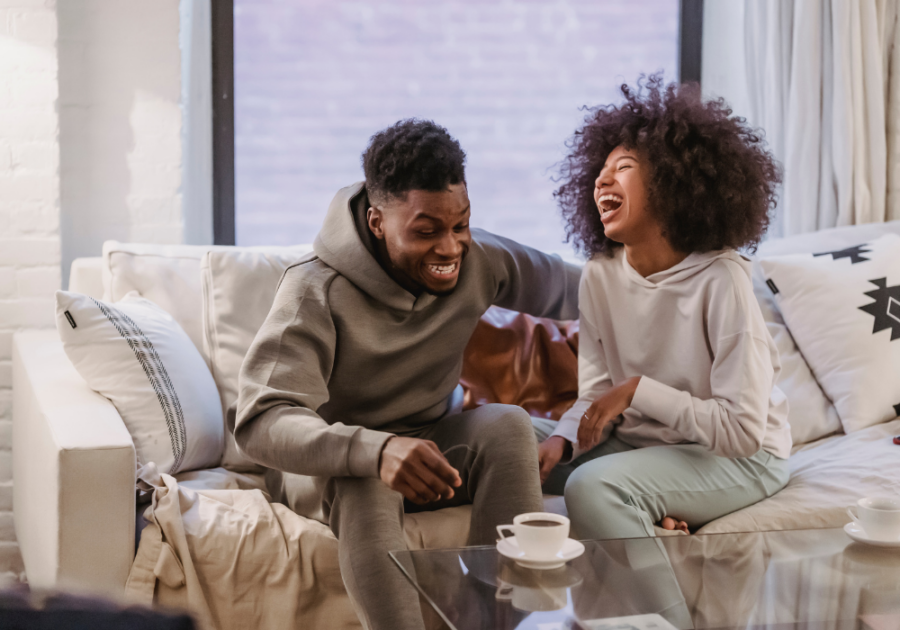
[532,418,790,540]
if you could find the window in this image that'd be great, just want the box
[214,1,702,248]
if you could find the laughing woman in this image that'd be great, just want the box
[534,75,793,539]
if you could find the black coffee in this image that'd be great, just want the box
[522,520,561,528]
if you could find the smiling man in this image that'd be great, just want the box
[235,119,580,630]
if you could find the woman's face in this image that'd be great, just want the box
[593,145,655,245]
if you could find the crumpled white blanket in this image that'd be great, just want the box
[125,465,354,630]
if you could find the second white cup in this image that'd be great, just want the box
[848,496,900,541]
[497,512,570,559]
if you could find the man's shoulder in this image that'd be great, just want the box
[277,256,341,298]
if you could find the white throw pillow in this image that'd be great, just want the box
[201,247,315,472]
[750,265,842,445]
[759,233,900,433]
[56,290,225,475]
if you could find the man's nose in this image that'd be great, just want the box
[435,231,464,258]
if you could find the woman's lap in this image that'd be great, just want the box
[530,417,789,539]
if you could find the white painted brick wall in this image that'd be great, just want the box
[0,0,61,581]
[58,0,185,283]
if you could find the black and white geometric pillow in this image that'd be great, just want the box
[56,291,225,477]
[759,233,900,433]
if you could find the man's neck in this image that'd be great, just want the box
[371,234,423,296]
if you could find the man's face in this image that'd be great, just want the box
[367,184,472,296]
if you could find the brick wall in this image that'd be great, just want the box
[58,0,185,285]
[0,0,61,581]
[234,0,679,253]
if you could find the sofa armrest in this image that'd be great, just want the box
[12,330,136,596]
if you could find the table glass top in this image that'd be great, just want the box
[390,528,900,630]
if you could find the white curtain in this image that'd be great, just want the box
[745,0,900,238]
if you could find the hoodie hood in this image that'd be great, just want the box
[314,182,434,312]
[622,247,751,288]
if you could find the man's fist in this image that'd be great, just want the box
[538,436,570,485]
[379,437,462,505]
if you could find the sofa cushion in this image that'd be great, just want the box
[697,417,900,534]
[56,291,224,475]
[102,242,236,363]
[201,248,315,472]
[759,233,900,433]
[102,242,315,365]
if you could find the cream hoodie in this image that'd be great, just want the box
[551,247,792,461]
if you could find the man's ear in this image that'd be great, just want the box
[367,207,385,240]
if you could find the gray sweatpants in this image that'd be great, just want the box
[272,404,543,630]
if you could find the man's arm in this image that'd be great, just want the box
[234,264,391,479]
[475,229,581,320]
[235,263,462,502]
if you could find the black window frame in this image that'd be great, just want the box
[212,0,703,245]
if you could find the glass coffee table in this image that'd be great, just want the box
[390,528,900,630]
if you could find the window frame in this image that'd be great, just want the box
[212,0,703,245]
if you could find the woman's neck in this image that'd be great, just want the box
[624,235,689,278]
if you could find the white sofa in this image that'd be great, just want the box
[12,221,900,627]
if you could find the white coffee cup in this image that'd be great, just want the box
[497,512,570,560]
[847,497,900,541]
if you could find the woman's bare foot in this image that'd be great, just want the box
[660,516,689,533]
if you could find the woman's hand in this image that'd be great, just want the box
[577,376,641,451]
[538,436,571,484]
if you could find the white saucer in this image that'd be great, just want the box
[844,522,900,548]
[496,536,585,569]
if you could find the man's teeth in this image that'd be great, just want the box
[428,263,457,275]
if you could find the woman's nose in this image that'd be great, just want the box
[595,169,612,188]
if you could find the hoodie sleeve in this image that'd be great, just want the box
[475,229,581,320]
[234,262,392,478]
[629,262,777,459]
[549,272,617,461]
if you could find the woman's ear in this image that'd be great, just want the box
[367,207,385,240]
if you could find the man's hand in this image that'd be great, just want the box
[577,376,641,451]
[538,436,571,485]
[379,437,462,505]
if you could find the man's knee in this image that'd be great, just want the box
[478,404,537,450]
[329,477,404,534]
[333,477,399,505]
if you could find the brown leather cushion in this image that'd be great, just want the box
[461,306,579,421]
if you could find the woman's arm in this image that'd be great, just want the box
[630,331,774,458]
[549,296,617,457]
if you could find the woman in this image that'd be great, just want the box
[535,75,792,539]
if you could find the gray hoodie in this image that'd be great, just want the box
[235,182,581,479]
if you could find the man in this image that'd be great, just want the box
[235,119,580,629]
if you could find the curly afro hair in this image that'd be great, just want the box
[362,118,467,205]
[556,74,781,258]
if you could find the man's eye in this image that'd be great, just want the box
[417,231,435,237]
[455,224,469,232]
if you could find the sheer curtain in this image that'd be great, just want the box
[745,0,900,238]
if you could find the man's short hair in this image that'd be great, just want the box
[362,119,467,205]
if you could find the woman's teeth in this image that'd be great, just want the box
[428,262,457,276]
[598,194,623,213]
